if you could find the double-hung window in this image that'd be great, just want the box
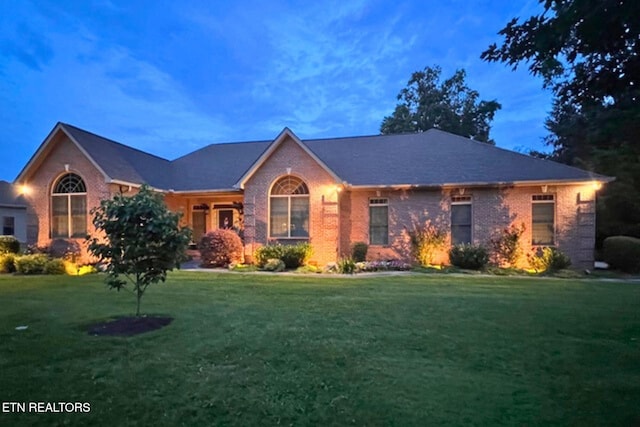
[2,216,14,236]
[451,196,472,245]
[532,194,555,245]
[369,198,388,245]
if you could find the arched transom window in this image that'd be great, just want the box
[270,176,309,238]
[51,173,87,238]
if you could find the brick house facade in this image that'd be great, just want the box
[14,123,611,268]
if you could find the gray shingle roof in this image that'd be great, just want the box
[61,123,172,188]
[170,141,270,191]
[304,129,608,186]
[51,124,610,191]
[0,181,27,207]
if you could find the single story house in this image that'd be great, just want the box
[0,180,28,243]
[14,123,612,267]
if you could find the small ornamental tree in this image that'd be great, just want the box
[88,185,191,316]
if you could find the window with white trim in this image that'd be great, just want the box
[369,198,388,245]
[451,196,472,245]
[269,176,309,238]
[532,194,555,245]
[2,216,14,236]
[51,173,87,238]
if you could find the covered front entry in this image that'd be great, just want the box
[163,194,244,246]
[191,206,208,243]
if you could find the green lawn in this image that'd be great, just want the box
[0,272,639,426]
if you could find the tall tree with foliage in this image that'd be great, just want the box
[381,65,501,144]
[88,185,191,316]
[482,0,640,242]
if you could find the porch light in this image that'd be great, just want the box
[18,184,31,195]
[591,181,602,191]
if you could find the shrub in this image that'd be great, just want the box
[337,257,357,274]
[255,242,313,269]
[489,223,525,267]
[449,244,489,270]
[603,236,640,273]
[351,242,368,262]
[296,265,321,274]
[527,247,572,273]
[44,259,66,275]
[0,236,20,254]
[48,239,81,262]
[14,254,49,275]
[263,258,285,272]
[198,229,244,268]
[407,221,446,266]
[0,253,16,273]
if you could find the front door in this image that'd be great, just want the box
[218,209,234,229]
[192,211,206,243]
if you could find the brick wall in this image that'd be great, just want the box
[339,184,597,268]
[20,132,112,260]
[243,136,339,266]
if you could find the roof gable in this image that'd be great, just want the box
[15,123,110,183]
[235,127,342,189]
[60,124,172,188]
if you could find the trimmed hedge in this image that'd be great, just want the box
[198,229,244,268]
[255,242,312,269]
[0,236,20,254]
[449,244,489,270]
[351,242,368,262]
[603,236,640,273]
[14,254,49,275]
[0,253,16,273]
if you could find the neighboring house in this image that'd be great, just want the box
[14,123,612,267]
[0,180,28,243]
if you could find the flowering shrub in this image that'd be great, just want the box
[407,221,446,266]
[355,260,412,272]
[489,223,525,267]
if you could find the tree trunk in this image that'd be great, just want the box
[136,284,142,317]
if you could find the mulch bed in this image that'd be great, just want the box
[87,316,173,337]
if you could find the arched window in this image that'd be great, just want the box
[51,173,87,238]
[270,176,309,238]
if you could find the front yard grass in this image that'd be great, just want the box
[0,272,638,426]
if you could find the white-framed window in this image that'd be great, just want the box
[269,176,309,238]
[451,195,472,245]
[2,216,14,236]
[369,198,388,245]
[51,173,87,238]
[532,194,555,245]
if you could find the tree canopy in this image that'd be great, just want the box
[482,0,640,243]
[88,185,191,316]
[380,66,501,144]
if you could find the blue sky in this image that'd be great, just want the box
[0,0,552,181]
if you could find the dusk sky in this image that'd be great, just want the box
[0,0,553,182]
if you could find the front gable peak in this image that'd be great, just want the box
[235,127,342,189]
